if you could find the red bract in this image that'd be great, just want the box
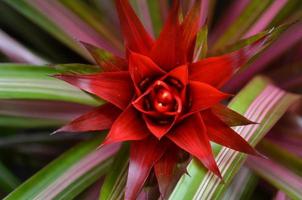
[54,0,266,199]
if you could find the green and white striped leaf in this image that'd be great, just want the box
[4,136,120,200]
[169,76,300,200]
[222,167,258,200]
[99,144,129,200]
[0,64,102,106]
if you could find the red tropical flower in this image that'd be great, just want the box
[54,0,266,199]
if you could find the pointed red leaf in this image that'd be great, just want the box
[143,115,176,140]
[53,71,133,109]
[80,41,127,72]
[150,0,181,70]
[163,64,188,86]
[189,37,268,88]
[202,110,258,155]
[211,104,255,126]
[179,0,201,63]
[125,137,166,200]
[102,106,149,146]
[129,52,165,93]
[115,0,154,55]
[163,64,188,101]
[167,113,222,178]
[54,103,121,133]
[182,81,229,119]
[154,146,178,198]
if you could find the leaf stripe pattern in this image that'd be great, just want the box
[193,85,285,199]
[32,144,120,200]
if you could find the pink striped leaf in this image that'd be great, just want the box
[247,157,302,199]
[4,137,121,200]
[169,76,300,200]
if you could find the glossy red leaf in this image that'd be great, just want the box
[183,81,229,118]
[150,0,181,70]
[163,64,188,86]
[54,71,133,109]
[211,104,255,126]
[179,0,201,63]
[80,41,127,72]
[102,106,149,146]
[125,137,166,200]
[154,146,178,198]
[115,0,154,55]
[129,52,165,93]
[163,64,188,101]
[189,37,267,88]
[143,115,176,140]
[53,103,120,133]
[167,113,222,178]
[202,110,258,155]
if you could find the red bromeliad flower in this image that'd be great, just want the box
[54,0,266,199]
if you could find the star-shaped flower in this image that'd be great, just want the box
[54,0,266,199]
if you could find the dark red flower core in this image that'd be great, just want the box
[132,64,191,135]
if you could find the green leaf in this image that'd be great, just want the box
[0,162,20,193]
[4,136,120,200]
[212,0,273,50]
[0,115,63,128]
[194,25,208,60]
[99,144,129,200]
[0,64,102,106]
[3,0,85,58]
[53,63,101,74]
[222,167,258,200]
[257,139,302,176]
[210,22,293,56]
[58,0,123,52]
[169,76,300,200]
[269,0,301,27]
[147,0,163,37]
[247,157,302,200]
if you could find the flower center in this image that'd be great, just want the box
[154,88,174,113]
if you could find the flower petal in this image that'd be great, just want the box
[115,0,154,55]
[54,72,133,109]
[211,104,255,126]
[182,81,229,118]
[163,64,188,102]
[167,113,222,178]
[179,0,201,63]
[54,103,121,133]
[163,64,188,86]
[125,137,166,200]
[143,115,176,140]
[150,0,181,70]
[80,41,127,72]
[129,52,165,93]
[154,146,178,198]
[202,110,258,155]
[102,106,149,145]
[189,37,268,88]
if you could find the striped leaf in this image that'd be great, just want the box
[0,64,102,106]
[4,137,120,200]
[3,0,86,58]
[247,157,302,199]
[169,76,300,200]
[99,144,129,200]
